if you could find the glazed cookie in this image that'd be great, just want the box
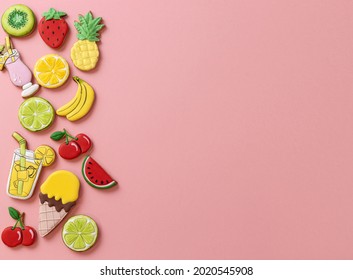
[7,133,55,200]
[39,8,68,49]
[82,156,117,189]
[0,37,39,97]
[39,170,80,237]
[1,4,35,37]
[50,129,92,160]
[62,215,98,252]
[56,76,95,121]
[33,54,70,88]
[18,97,55,132]
[1,207,37,247]
[71,12,104,71]
[34,145,56,167]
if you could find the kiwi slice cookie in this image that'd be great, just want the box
[1,4,35,37]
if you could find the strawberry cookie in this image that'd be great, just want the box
[39,8,68,49]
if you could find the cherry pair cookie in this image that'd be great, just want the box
[50,129,92,160]
[1,207,36,247]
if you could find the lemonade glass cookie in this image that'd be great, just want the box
[34,54,69,88]
[7,133,55,200]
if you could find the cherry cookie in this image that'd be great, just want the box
[1,207,36,247]
[50,129,92,160]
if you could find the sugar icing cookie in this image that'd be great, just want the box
[34,145,56,166]
[56,76,95,121]
[39,8,68,49]
[0,37,39,97]
[1,4,35,37]
[50,129,92,160]
[62,215,98,252]
[1,207,37,247]
[7,132,56,200]
[71,12,104,71]
[18,97,55,132]
[33,54,69,88]
[39,170,80,237]
[82,155,117,189]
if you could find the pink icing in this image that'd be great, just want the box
[5,50,32,87]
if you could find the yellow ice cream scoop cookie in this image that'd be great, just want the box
[40,170,79,204]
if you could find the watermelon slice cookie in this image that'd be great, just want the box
[82,156,116,189]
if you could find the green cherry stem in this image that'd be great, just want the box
[18,214,25,230]
[11,220,19,230]
[63,129,78,145]
[11,214,24,230]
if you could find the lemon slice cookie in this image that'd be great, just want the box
[33,54,70,88]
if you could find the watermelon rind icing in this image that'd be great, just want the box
[82,155,117,189]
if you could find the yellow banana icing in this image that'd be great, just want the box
[56,76,95,122]
[40,170,79,204]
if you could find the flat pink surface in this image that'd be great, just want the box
[0,0,353,259]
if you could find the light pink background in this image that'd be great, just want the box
[0,0,353,259]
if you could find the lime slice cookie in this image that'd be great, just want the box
[18,97,55,132]
[62,215,98,252]
[1,5,35,37]
[33,54,70,88]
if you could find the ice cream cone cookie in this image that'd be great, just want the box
[39,170,80,237]
[0,37,39,97]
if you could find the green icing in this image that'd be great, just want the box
[7,9,28,30]
[43,8,66,20]
[74,12,104,42]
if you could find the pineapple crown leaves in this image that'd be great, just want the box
[43,8,67,20]
[74,12,104,42]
